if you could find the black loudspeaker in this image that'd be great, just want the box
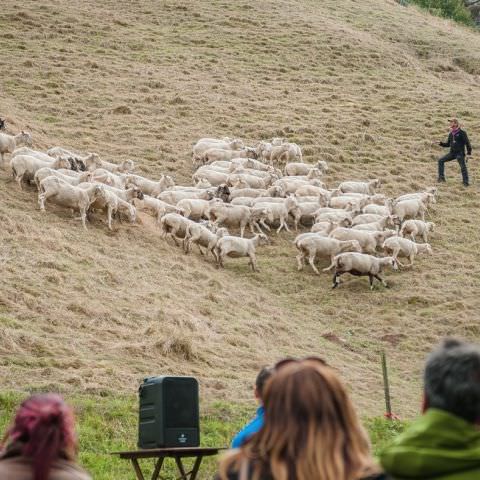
[138,376,200,448]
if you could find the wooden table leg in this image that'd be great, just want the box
[150,457,164,480]
[175,456,188,479]
[131,458,145,480]
[189,456,203,480]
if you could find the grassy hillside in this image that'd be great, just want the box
[1,0,480,430]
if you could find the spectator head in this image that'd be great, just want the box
[220,359,378,480]
[424,338,480,424]
[254,366,273,403]
[449,118,459,129]
[1,394,77,480]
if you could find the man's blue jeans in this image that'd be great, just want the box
[438,152,469,185]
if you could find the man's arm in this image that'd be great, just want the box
[439,133,451,148]
[464,131,472,155]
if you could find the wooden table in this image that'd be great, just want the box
[113,447,225,480]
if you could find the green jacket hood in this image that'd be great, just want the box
[380,409,480,480]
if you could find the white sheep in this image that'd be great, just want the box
[177,198,222,221]
[160,212,198,246]
[394,192,436,209]
[270,142,302,165]
[362,199,394,216]
[285,161,327,176]
[34,168,92,190]
[295,236,362,274]
[184,224,229,256]
[11,155,70,188]
[311,218,351,233]
[91,168,127,189]
[207,203,257,237]
[158,188,215,205]
[193,168,230,187]
[254,196,300,233]
[126,173,174,196]
[395,188,437,203]
[0,131,32,166]
[399,220,435,243]
[228,185,283,200]
[214,233,269,271]
[227,172,272,189]
[338,179,380,195]
[382,237,433,267]
[38,178,106,230]
[134,195,180,223]
[392,198,427,222]
[202,148,256,164]
[273,178,323,195]
[98,189,136,230]
[352,215,399,232]
[192,138,244,164]
[12,147,56,163]
[323,252,399,289]
[329,228,395,254]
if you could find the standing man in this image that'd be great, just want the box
[438,118,472,186]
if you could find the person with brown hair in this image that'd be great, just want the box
[217,358,388,480]
[0,393,91,480]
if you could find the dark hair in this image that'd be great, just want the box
[1,394,77,480]
[425,338,480,423]
[255,367,273,400]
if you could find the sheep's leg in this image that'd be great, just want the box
[38,193,47,211]
[374,274,388,288]
[308,253,320,275]
[107,206,113,230]
[80,208,88,230]
[249,253,258,272]
[296,253,305,271]
[332,271,341,289]
[240,223,246,238]
[422,232,428,243]
[218,252,225,268]
[15,174,24,190]
[410,232,416,242]
[259,219,270,231]
[369,274,375,290]
[197,245,205,256]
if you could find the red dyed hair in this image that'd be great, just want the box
[2,394,77,480]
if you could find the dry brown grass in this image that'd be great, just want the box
[1,0,480,417]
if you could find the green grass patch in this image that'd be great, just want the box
[0,392,408,479]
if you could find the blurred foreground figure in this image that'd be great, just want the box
[0,394,91,480]
[381,338,480,480]
[218,357,388,480]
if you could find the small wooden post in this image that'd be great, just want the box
[381,351,392,418]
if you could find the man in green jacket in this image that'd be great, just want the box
[380,338,480,480]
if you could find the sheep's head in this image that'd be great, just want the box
[122,159,135,172]
[245,147,257,159]
[256,232,270,244]
[230,139,244,150]
[427,222,435,232]
[216,227,229,238]
[93,184,106,200]
[19,131,33,146]
[316,160,328,172]
[205,188,216,200]
[126,204,137,223]
[421,243,433,255]
[271,137,286,146]
[58,157,72,170]
[132,187,144,200]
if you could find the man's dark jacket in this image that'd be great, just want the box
[440,129,472,156]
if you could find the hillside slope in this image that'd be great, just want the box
[1,0,480,417]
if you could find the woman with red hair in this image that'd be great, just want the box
[0,394,91,480]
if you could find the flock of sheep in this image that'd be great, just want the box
[0,128,436,289]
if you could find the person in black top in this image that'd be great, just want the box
[438,118,472,186]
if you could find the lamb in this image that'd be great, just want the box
[207,203,258,237]
[351,213,385,226]
[214,234,269,271]
[254,196,300,233]
[394,192,436,209]
[98,158,134,174]
[270,142,302,165]
[11,155,70,188]
[338,179,380,195]
[399,220,435,243]
[34,168,92,190]
[392,198,427,222]
[329,196,368,210]
[0,131,32,166]
[314,210,354,225]
[255,141,273,163]
[184,224,229,256]
[38,178,106,230]
[134,195,180,224]
[295,236,362,274]
[294,185,331,200]
[323,252,399,289]
[192,138,244,164]
[125,173,174,196]
[382,237,433,267]
[292,199,327,229]
[177,198,222,221]
[329,228,395,254]
[157,188,215,205]
[285,161,328,176]
[159,213,197,246]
